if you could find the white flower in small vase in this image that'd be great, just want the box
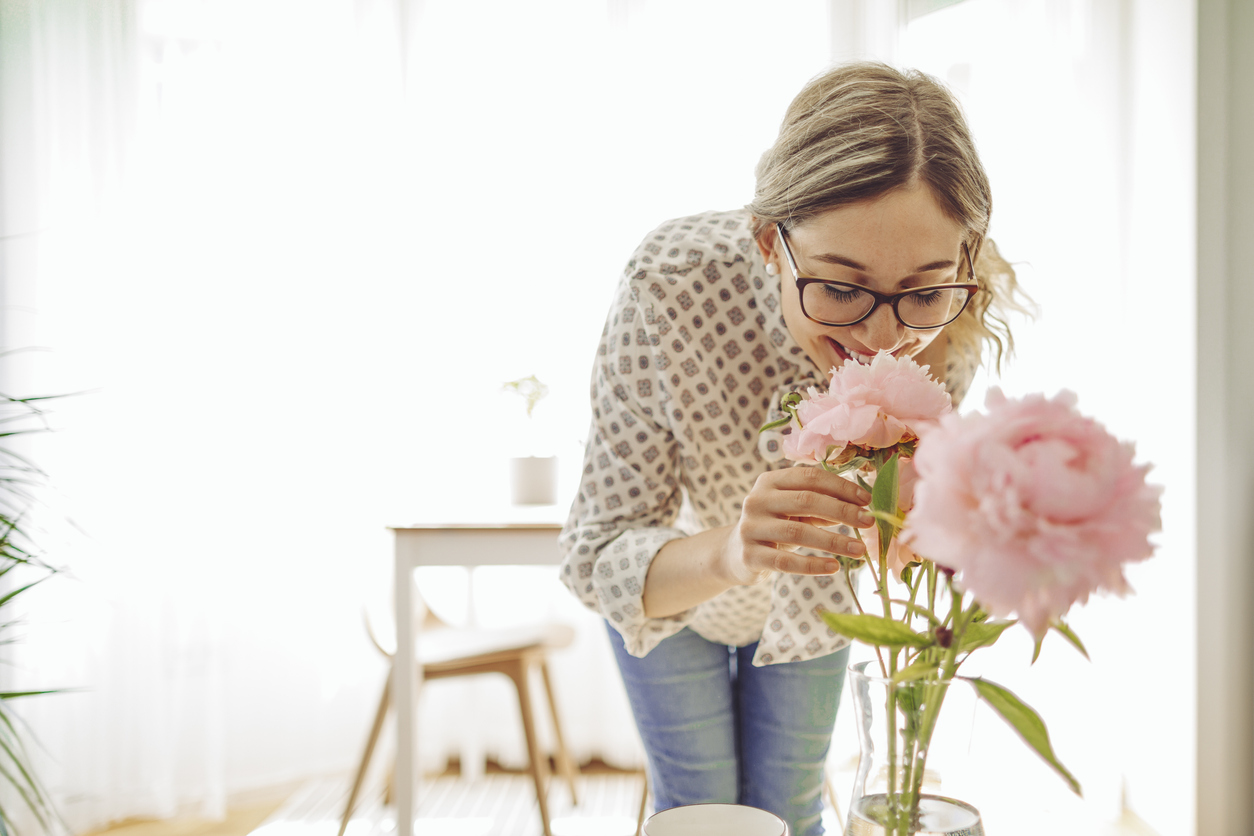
[503,375,557,506]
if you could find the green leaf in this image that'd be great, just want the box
[957,620,1015,654]
[892,660,940,684]
[1051,619,1090,660]
[0,580,45,610]
[867,509,906,528]
[965,677,1082,796]
[889,599,941,626]
[895,679,927,738]
[870,453,900,559]
[1031,633,1045,665]
[1030,620,1090,664]
[760,392,803,433]
[0,708,54,829]
[0,691,59,701]
[0,761,45,830]
[0,391,69,831]
[820,611,932,649]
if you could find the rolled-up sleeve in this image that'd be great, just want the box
[558,270,697,656]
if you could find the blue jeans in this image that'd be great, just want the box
[607,624,849,836]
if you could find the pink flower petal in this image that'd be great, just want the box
[781,352,953,464]
[904,388,1162,637]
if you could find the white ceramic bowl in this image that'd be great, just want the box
[643,803,789,836]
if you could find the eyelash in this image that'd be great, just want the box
[911,290,945,307]
[818,285,863,303]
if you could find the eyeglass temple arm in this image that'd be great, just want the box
[775,223,800,277]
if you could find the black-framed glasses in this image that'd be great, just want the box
[775,223,979,330]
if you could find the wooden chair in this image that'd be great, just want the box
[339,605,579,836]
[636,773,649,836]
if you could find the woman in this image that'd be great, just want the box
[558,62,1021,836]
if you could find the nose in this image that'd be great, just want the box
[853,302,906,353]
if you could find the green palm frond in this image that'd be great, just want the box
[0,391,64,832]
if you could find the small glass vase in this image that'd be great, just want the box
[844,661,984,836]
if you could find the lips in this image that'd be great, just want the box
[826,337,876,366]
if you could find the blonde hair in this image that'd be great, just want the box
[748,62,1026,371]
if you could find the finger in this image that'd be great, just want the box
[753,519,867,558]
[746,546,843,576]
[759,466,872,505]
[793,515,849,528]
[794,518,872,539]
[748,488,874,529]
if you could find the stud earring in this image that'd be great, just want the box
[765,263,779,276]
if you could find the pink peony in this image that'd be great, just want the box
[905,389,1162,637]
[783,352,953,464]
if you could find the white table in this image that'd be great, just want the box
[390,515,564,836]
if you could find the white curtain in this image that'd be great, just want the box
[0,1,839,832]
[892,3,1195,834]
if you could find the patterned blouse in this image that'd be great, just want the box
[558,208,975,666]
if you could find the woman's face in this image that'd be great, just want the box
[759,183,969,374]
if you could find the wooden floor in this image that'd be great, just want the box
[255,771,650,836]
[82,800,286,836]
[86,768,1163,836]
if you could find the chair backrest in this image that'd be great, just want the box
[362,589,449,659]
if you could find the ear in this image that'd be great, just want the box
[752,218,781,270]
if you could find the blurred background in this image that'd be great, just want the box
[0,0,1243,834]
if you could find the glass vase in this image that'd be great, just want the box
[844,661,984,836]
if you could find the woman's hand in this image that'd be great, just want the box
[642,467,872,618]
[721,466,872,585]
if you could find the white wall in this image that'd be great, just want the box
[1196,0,1254,834]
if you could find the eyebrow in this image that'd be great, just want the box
[810,252,957,274]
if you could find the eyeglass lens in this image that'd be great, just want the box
[802,283,966,328]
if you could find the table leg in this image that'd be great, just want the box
[461,566,486,781]
[395,554,418,836]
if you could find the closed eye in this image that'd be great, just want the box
[909,289,948,307]
[818,285,866,303]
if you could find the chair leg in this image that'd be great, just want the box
[538,657,578,805]
[636,770,649,836]
[340,672,392,836]
[824,772,844,834]
[509,659,554,836]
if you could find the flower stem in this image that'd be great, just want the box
[844,556,888,679]
[927,561,937,614]
[845,559,864,616]
[903,581,967,812]
[876,551,909,835]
